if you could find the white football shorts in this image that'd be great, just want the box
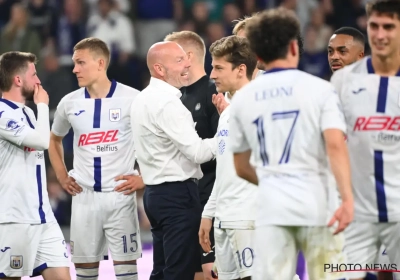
[252,225,347,280]
[70,188,142,263]
[214,227,254,279]
[0,222,69,277]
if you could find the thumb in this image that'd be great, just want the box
[327,214,337,227]
[34,84,39,95]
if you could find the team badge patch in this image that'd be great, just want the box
[5,119,20,130]
[109,109,121,122]
[10,255,23,269]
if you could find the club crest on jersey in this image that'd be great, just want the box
[109,109,121,122]
[10,255,23,269]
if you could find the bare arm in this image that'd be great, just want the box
[49,132,82,195]
[49,132,68,182]
[324,129,353,203]
[233,150,258,185]
[320,88,353,234]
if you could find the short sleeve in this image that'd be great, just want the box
[51,98,71,137]
[0,116,30,146]
[320,87,347,133]
[229,94,251,153]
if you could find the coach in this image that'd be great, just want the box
[130,41,216,280]
[164,31,219,278]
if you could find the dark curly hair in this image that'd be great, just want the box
[245,8,300,64]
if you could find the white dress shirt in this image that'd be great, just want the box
[130,77,216,185]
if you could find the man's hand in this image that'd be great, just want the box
[328,200,354,234]
[199,218,213,253]
[212,93,229,115]
[33,84,49,105]
[61,176,82,196]
[114,175,145,195]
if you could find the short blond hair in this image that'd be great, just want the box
[164,31,206,58]
[232,15,255,35]
[74,37,111,67]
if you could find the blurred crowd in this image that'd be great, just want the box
[0,0,372,236]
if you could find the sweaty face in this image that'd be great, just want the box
[162,46,190,88]
[21,63,40,101]
[328,34,362,72]
[210,56,239,93]
[367,12,400,59]
[72,49,103,88]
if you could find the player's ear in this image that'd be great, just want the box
[153,63,164,77]
[289,39,298,57]
[98,58,106,71]
[13,75,23,88]
[238,64,246,78]
[186,51,193,62]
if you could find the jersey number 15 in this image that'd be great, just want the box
[253,110,299,166]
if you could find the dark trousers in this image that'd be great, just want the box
[143,180,202,280]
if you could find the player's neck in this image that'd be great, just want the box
[86,78,112,99]
[237,78,250,91]
[371,54,400,76]
[264,59,297,72]
[189,66,206,85]
[230,79,250,97]
[1,90,25,104]
[251,68,259,80]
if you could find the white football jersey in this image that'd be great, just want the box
[203,93,257,229]
[331,56,400,222]
[0,99,55,224]
[51,80,139,192]
[229,68,346,227]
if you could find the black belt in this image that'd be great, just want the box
[189,178,199,185]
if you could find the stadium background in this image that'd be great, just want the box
[0,0,371,278]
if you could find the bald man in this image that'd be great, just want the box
[130,41,217,280]
[164,31,219,280]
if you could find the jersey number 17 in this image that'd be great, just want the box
[253,110,299,166]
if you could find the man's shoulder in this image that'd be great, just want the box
[298,71,333,90]
[113,83,140,100]
[59,88,85,104]
[0,104,20,120]
[332,57,369,83]
[0,100,24,120]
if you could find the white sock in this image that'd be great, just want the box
[76,267,99,280]
[114,263,138,280]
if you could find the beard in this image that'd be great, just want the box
[21,85,34,101]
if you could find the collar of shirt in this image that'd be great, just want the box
[224,92,232,103]
[149,77,182,98]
